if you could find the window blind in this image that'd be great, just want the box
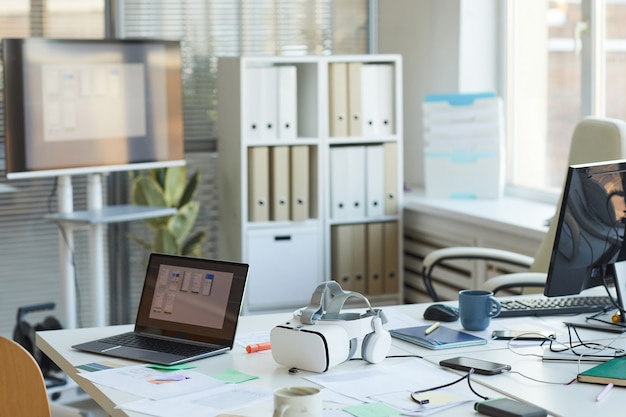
[0,0,369,332]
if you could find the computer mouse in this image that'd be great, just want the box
[423,304,459,322]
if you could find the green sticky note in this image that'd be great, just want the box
[343,402,402,417]
[212,368,259,383]
[146,364,197,371]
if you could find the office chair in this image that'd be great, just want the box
[422,116,626,301]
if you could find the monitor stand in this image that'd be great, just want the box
[563,261,626,334]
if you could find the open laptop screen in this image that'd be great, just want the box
[134,253,248,348]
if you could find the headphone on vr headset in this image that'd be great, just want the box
[298,281,392,364]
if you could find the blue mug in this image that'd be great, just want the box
[458,289,501,331]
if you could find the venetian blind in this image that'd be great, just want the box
[0,0,369,332]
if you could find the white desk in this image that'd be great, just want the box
[37,302,626,417]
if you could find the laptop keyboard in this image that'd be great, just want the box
[498,295,614,318]
[100,332,219,357]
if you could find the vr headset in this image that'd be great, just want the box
[270,281,391,373]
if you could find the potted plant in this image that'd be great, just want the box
[129,165,205,257]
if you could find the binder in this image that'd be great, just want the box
[360,64,378,136]
[270,146,290,221]
[383,142,398,215]
[290,145,310,221]
[365,145,384,217]
[331,224,366,293]
[350,223,367,294]
[244,67,263,140]
[376,64,394,136]
[259,66,278,140]
[248,146,270,222]
[361,64,394,136]
[347,62,362,136]
[329,62,348,137]
[277,65,297,140]
[346,146,366,218]
[329,146,350,219]
[331,224,353,290]
[383,221,399,293]
[366,222,384,295]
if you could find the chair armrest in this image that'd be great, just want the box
[481,272,547,295]
[422,246,534,301]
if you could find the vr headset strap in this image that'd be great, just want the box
[300,281,388,325]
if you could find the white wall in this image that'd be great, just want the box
[377,0,500,188]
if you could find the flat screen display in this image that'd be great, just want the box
[545,159,626,296]
[2,38,185,179]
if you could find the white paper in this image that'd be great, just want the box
[304,358,474,415]
[78,364,225,400]
[117,384,272,417]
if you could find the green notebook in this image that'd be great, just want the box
[577,356,626,386]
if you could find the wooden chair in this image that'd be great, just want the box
[0,336,51,417]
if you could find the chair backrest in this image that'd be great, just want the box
[0,336,51,417]
[530,116,626,273]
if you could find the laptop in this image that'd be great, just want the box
[72,253,249,365]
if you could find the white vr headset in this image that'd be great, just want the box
[270,281,391,373]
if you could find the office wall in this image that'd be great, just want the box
[377,0,500,188]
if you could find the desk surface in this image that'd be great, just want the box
[37,301,626,417]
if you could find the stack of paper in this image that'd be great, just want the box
[422,92,505,199]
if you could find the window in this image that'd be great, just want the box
[0,0,369,331]
[507,0,623,198]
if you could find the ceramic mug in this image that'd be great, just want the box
[273,386,322,417]
[458,289,502,331]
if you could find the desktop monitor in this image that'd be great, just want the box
[2,38,185,179]
[544,159,626,325]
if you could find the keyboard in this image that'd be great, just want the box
[99,332,219,356]
[498,295,615,318]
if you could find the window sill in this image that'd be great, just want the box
[403,189,556,242]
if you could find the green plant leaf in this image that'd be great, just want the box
[178,170,199,209]
[164,166,187,207]
[131,176,167,207]
[153,229,180,254]
[151,168,167,189]
[167,201,200,246]
[127,233,153,251]
[181,231,206,257]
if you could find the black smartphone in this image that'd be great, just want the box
[439,356,511,375]
[491,330,556,341]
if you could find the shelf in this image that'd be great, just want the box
[44,205,176,225]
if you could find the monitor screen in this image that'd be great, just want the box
[544,159,626,298]
[2,38,185,179]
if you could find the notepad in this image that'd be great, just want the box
[577,357,626,386]
[389,325,487,350]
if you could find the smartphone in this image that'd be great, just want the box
[439,356,511,375]
[491,330,556,341]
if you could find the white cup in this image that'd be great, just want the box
[273,386,322,417]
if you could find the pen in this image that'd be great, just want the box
[246,341,271,353]
[596,383,614,402]
[425,322,440,335]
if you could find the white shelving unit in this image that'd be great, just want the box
[217,55,403,313]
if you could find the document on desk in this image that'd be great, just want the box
[78,364,225,400]
[304,358,474,416]
[117,384,272,417]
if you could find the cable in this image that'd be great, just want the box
[410,369,489,403]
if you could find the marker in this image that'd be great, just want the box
[596,383,614,402]
[424,322,440,335]
[246,341,271,353]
